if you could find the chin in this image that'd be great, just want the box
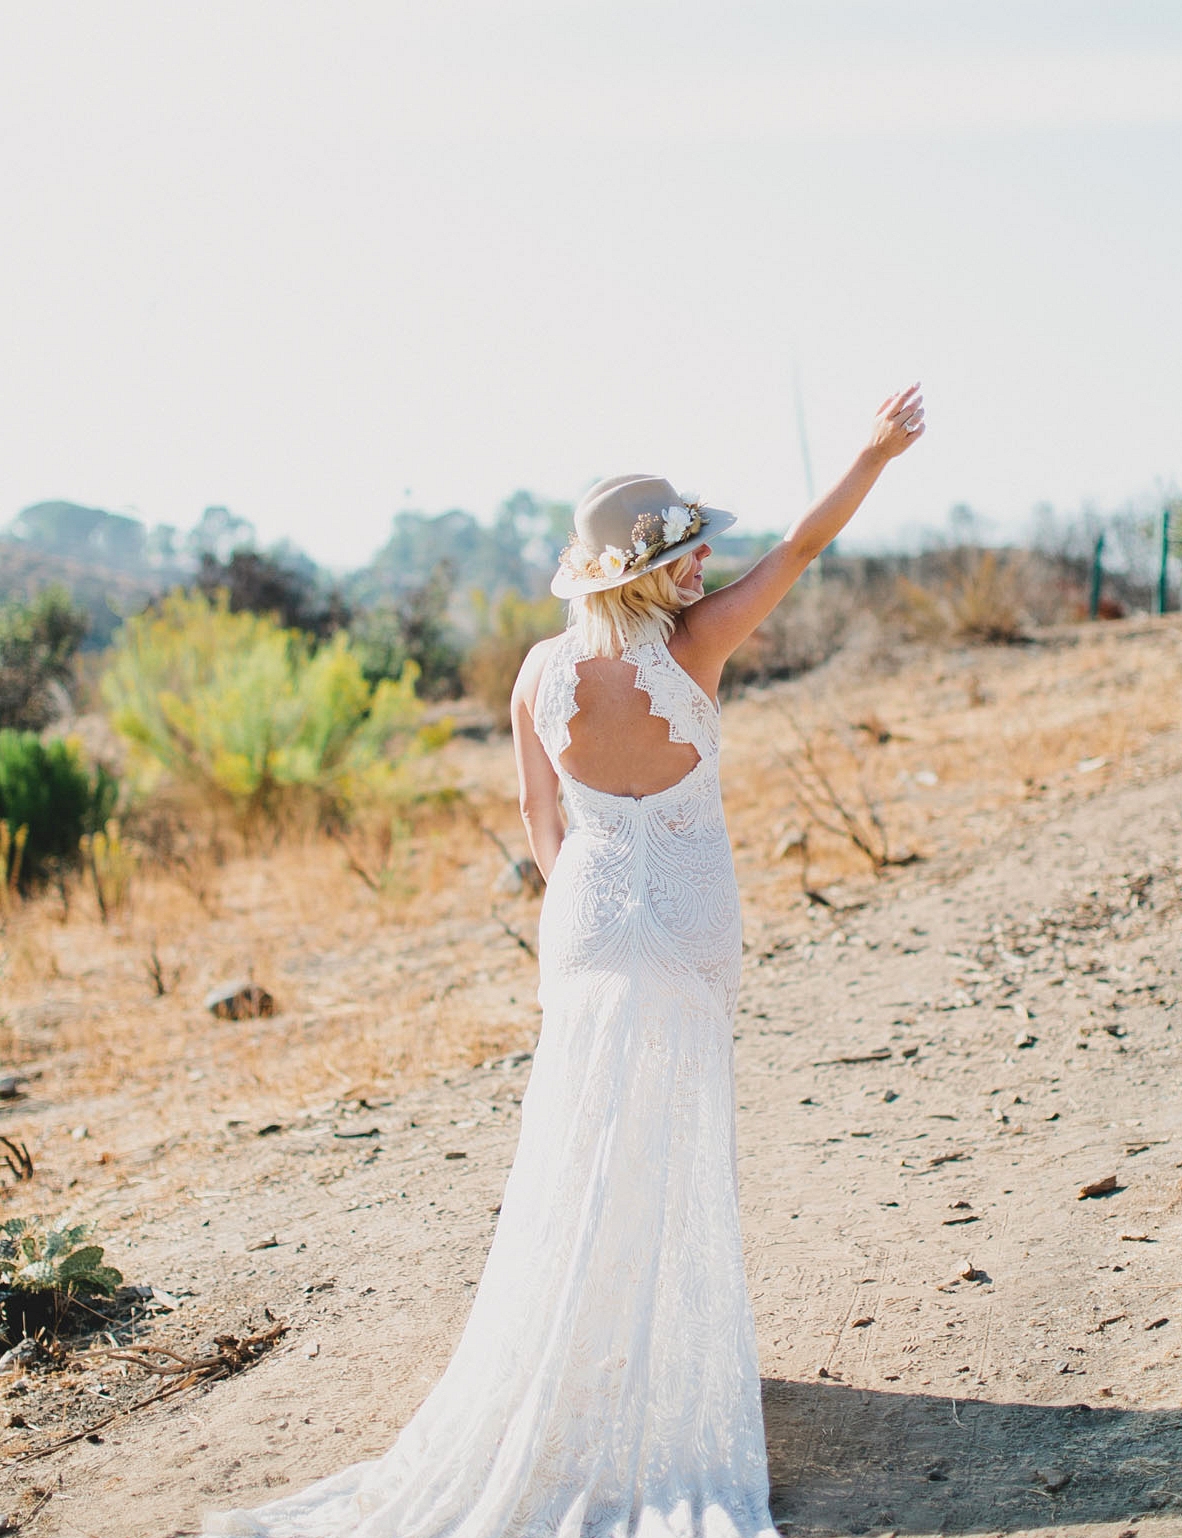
[676,585,704,606]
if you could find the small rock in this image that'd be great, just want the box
[1143,1317,1169,1331]
[1077,1175,1118,1199]
[204,980,276,1020]
[71,1125,89,1140]
[1014,1032,1037,1049]
[774,828,807,859]
[444,1150,467,1160]
[1037,1467,1072,1493]
[0,1076,27,1099]
[246,1234,280,1251]
[882,1090,899,1103]
[851,1316,874,1328]
[0,1339,39,1369]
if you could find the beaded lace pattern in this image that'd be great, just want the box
[206,629,775,1538]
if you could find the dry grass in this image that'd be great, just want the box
[1,615,1180,1201]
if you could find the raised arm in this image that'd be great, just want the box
[676,385,925,682]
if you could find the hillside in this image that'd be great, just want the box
[0,616,1180,1536]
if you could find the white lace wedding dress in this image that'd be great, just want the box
[206,631,776,1538]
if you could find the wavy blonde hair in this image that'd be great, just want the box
[569,553,697,656]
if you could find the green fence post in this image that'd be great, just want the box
[1089,532,1105,619]
[1158,506,1171,615]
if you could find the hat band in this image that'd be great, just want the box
[559,501,706,586]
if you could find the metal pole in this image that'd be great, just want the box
[1089,532,1105,619]
[1158,506,1171,615]
[793,364,819,583]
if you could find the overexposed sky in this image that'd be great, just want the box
[1,0,1180,567]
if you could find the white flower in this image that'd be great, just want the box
[633,538,649,556]
[662,505,691,542]
[600,545,629,578]
[566,542,597,575]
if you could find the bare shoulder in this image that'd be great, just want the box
[511,632,566,712]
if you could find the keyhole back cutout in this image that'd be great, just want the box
[559,658,702,799]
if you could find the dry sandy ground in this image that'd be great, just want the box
[1,617,1180,1538]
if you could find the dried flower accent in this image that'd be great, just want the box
[558,499,707,585]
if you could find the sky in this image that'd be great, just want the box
[1,0,1180,569]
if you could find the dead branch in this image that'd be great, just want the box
[772,708,920,874]
[491,908,537,960]
[14,1324,289,1465]
[1,1134,33,1182]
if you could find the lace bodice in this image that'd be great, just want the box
[533,628,720,773]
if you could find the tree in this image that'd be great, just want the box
[350,562,464,700]
[194,549,350,639]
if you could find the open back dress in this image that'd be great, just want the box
[207,628,776,1538]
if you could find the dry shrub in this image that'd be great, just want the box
[951,550,1026,642]
[773,712,917,875]
[463,591,564,730]
[893,551,1028,644]
[724,581,856,690]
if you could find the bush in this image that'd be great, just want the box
[724,581,856,690]
[892,550,1028,644]
[0,731,118,892]
[0,587,88,730]
[462,590,564,730]
[102,590,444,832]
[350,562,465,701]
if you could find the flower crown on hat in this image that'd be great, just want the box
[559,500,706,585]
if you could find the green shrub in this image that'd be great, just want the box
[0,732,117,891]
[101,590,445,831]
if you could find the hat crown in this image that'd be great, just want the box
[573,474,683,556]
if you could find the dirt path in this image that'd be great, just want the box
[2,639,1180,1537]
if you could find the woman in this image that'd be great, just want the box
[207,386,924,1538]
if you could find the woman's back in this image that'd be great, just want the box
[531,631,720,805]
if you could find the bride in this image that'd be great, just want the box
[206,386,925,1538]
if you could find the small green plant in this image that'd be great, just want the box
[0,1215,123,1296]
[0,732,118,891]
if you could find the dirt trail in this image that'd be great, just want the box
[2,629,1180,1538]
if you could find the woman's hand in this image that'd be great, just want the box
[868,382,925,460]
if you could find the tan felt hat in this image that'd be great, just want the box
[551,474,737,599]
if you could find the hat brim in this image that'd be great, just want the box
[550,506,738,599]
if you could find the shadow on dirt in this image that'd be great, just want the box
[763,1378,1182,1534]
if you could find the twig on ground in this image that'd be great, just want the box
[0,1135,33,1182]
[492,908,537,960]
[11,1323,288,1465]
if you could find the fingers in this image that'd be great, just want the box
[876,381,922,420]
[888,383,922,419]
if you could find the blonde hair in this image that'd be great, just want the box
[569,554,697,656]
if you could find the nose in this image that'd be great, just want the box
[696,543,712,561]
